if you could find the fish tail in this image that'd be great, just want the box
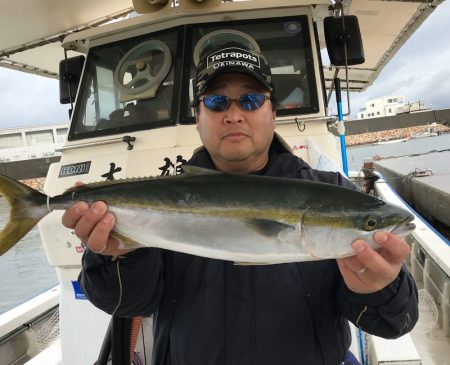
[0,175,48,255]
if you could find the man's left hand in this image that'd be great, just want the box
[336,232,410,294]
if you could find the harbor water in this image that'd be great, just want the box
[347,133,450,171]
[0,133,449,315]
[0,197,57,315]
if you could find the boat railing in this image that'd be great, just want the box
[0,286,60,364]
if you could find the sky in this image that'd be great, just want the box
[0,1,449,129]
[333,0,450,116]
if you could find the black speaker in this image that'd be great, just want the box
[59,55,85,104]
[324,16,365,66]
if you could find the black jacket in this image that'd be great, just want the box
[79,138,418,365]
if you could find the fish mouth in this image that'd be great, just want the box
[390,214,416,236]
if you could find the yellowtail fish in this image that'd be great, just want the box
[0,167,415,263]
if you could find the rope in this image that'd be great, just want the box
[130,316,143,364]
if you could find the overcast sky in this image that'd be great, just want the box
[0,1,449,129]
[332,0,450,116]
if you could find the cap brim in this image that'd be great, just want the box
[199,66,272,96]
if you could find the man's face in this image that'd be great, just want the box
[195,73,276,173]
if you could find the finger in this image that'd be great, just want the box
[91,235,138,256]
[373,232,410,264]
[336,257,364,277]
[352,240,384,270]
[74,181,85,187]
[87,213,116,253]
[337,255,366,274]
[352,240,399,276]
[62,201,89,229]
[73,201,108,242]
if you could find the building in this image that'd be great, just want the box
[0,123,69,162]
[357,96,430,119]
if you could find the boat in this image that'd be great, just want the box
[373,137,409,145]
[411,122,441,138]
[0,123,70,181]
[0,0,449,364]
[411,131,440,139]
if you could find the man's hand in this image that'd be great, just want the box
[62,200,136,256]
[336,232,410,294]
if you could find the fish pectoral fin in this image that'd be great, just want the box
[110,231,144,249]
[182,166,221,175]
[233,261,272,266]
[244,219,295,238]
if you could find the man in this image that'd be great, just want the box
[63,45,418,364]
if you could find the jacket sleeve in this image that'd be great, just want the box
[78,247,164,317]
[295,160,419,337]
[297,167,361,192]
[338,265,418,338]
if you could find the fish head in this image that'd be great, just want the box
[354,203,415,240]
[301,201,415,259]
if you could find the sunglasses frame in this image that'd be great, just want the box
[199,93,271,112]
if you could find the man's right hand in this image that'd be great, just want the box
[62,201,135,256]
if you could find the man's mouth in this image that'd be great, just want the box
[222,132,249,140]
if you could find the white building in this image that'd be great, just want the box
[0,123,69,162]
[357,96,429,119]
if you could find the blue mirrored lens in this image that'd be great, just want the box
[203,95,229,111]
[202,93,267,111]
[239,93,266,111]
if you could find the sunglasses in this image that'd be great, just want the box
[199,93,271,112]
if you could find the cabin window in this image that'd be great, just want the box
[181,15,318,123]
[68,28,180,140]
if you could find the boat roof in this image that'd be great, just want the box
[0,0,134,78]
[0,0,445,91]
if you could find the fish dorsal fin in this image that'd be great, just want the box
[61,167,219,194]
[62,176,157,194]
[182,166,221,175]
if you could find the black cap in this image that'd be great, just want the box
[194,46,274,98]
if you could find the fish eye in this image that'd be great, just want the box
[363,217,379,231]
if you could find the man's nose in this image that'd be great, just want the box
[224,100,244,123]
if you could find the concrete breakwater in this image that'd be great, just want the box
[20,177,46,192]
[346,124,450,146]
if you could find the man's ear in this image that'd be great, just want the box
[195,110,199,124]
[194,109,201,130]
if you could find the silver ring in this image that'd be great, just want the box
[356,266,368,275]
[93,241,109,254]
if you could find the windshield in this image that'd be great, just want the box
[184,17,318,120]
[68,15,318,141]
[69,28,179,140]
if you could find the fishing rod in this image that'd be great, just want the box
[335,77,349,176]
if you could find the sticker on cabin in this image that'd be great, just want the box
[101,162,122,181]
[71,280,87,300]
[59,161,91,177]
[159,155,187,176]
[292,144,308,151]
